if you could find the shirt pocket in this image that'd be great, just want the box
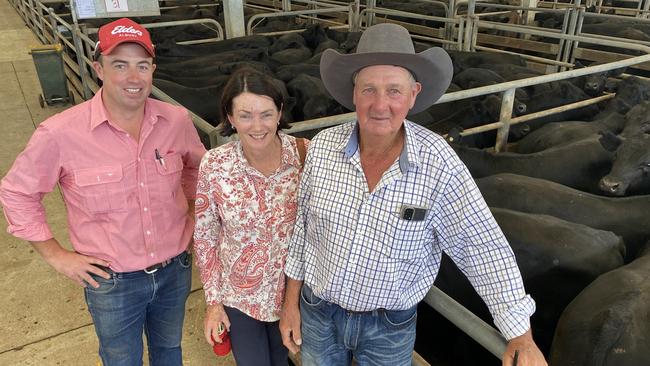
[74,166,127,214]
[154,152,184,194]
[385,211,431,261]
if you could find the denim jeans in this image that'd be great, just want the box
[84,251,192,366]
[299,285,417,366]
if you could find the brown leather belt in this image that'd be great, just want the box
[144,258,173,274]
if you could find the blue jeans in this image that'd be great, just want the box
[299,285,417,366]
[84,251,192,366]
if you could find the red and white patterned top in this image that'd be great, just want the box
[193,132,308,321]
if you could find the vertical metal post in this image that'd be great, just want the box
[68,0,92,99]
[282,0,291,11]
[642,0,650,18]
[366,0,376,28]
[494,88,516,153]
[349,1,361,32]
[463,0,477,51]
[49,8,60,44]
[223,0,246,39]
[445,0,456,45]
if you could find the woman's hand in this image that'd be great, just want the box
[204,303,231,345]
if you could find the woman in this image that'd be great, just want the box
[193,67,308,366]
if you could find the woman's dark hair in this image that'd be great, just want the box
[219,67,290,136]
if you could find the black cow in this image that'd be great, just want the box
[454,137,613,193]
[155,34,270,57]
[607,76,650,114]
[153,78,223,125]
[274,64,321,82]
[549,242,650,366]
[514,111,626,153]
[598,132,650,196]
[521,80,600,130]
[448,50,527,74]
[286,74,346,121]
[417,208,625,365]
[619,101,650,137]
[476,173,650,261]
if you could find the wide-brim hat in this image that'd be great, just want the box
[320,23,453,115]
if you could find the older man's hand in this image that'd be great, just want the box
[503,329,547,366]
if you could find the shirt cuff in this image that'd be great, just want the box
[284,255,305,281]
[493,294,536,340]
[204,286,223,306]
[7,221,54,243]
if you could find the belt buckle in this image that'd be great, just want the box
[144,264,159,274]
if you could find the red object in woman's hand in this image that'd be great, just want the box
[212,330,231,356]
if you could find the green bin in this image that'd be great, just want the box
[29,44,74,107]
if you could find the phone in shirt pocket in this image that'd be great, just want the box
[399,204,428,222]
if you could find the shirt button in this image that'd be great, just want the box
[126,133,130,137]
[137,158,141,162]
[140,182,144,187]
[150,253,154,258]
[146,230,151,235]
[143,207,148,212]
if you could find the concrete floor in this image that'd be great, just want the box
[0,1,235,364]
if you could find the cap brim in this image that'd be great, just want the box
[102,39,155,58]
[320,47,453,114]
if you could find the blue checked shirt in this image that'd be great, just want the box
[284,120,536,340]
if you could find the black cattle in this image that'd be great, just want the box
[269,47,312,66]
[153,71,229,89]
[153,78,223,125]
[269,32,306,54]
[476,173,650,261]
[155,47,268,70]
[274,64,321,82]
[427,94,528,146]
[417,208,624,365]
[155,34,270,57]
[572,62,626,97]
[453,67,531,103]
[598,132,650,196]
[477,63,544,81]
[454,137,613,193]
[448,50,527,74]
[301,24,339,54]
[286,74,346,121]
[619,101,650,137]
[522,80,600,130]
[514,111,626,153]
[549,242,650,366]
[606,76,650,114]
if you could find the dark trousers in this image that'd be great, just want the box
[224,306,288,366]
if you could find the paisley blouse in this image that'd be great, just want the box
[193,132,307,321]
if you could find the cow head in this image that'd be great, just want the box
[598,132,650,196]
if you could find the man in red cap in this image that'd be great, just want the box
[0,18,206,365]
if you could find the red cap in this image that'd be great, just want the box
[96,18,155,58]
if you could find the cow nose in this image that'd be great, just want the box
[517,103,527,114]
[586,82,599,90]
[599,177,623,195]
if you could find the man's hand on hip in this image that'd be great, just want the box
[31,238,111,288]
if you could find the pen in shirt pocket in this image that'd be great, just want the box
[155,148,167,170]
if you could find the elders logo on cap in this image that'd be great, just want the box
[95,18,155,58]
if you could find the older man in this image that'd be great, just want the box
[0,18,205,365]
[279,23,546,366]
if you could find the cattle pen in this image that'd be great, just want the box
[5,0,650,365]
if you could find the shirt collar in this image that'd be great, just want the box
[236,132,299,175]
[341,120,421,174]
[89,88,163,131]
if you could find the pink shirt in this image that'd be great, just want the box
[0,89,206,272]
[194,133,307,321]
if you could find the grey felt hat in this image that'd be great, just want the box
[320,23,453,114]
